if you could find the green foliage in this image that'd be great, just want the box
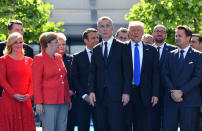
[125,0,202,44]
[0,0,64,43]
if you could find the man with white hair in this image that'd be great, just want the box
[127,21,160,131]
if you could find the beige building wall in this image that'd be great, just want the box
[43,0,140,54]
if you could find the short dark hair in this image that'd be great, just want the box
[8,20,23,31]
[115,27,128,37]
[82,28,97,40]
[176,25,192,37]
[192,34,202,43]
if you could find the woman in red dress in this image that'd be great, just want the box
[0,32,36,131]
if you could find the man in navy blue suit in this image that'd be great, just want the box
[127,21,160,131]
[162,25,202,131]
[150,25,176,131]
[71,28,99,131]
[88,16,131,131]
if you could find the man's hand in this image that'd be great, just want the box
[84,95,91,104]
[151,96,158,107]
[36,104,44,115]
[89,92,96,107]
[171,90,183,102]
[122,94,130,106]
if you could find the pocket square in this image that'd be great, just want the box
[188,61,193,64]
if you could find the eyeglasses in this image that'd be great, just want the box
[153,30,166,34]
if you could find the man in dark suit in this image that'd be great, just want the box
[71,28,99,131]
[189,34,202,131]
[88,16,131,131]
[150,25,176,131]
[0,20,33,98]
[127,21,160,131]
[162,25,202,131]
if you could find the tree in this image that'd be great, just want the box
[125,0,202,44]
[0,0,64,43]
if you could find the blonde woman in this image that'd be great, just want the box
[0,32,36,131]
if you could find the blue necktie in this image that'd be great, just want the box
[104,42,108,63]
[178,50,184,69]
[133,43,140,86]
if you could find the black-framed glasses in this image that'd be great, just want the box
[153,30,166,34]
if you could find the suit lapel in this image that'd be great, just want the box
[98,43,105,65]
[106,39,116,65]
[181,47,192,71]
[160,43,168,65]
[83,49,90,65]
[141,42,148,76]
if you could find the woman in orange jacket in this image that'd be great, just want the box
[32,32,71,131]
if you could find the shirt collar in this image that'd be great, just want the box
[102,36,114,46]
[131,40,143,48]
[85,47,91,53]
[153,42,166,49]
[179,45,190,53]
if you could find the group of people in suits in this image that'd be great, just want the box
[0,16,202,131]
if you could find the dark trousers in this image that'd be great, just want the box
[131,87,150,131]
[76,98,93,131]
[163,105,198,131]
[194,107,201,131]
[150,97,163,131]
[67,95,77,131]
[93,89,124,131]
[123,102,132,131]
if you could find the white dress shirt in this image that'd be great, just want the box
[102,36,114,57]
[153,42,166,59]
[131,40,143,71]
[86,47,92,63]
[178,45,190,58]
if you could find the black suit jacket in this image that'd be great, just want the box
[127,41,160,107]
[0,41,33,97]
[162,47,202,106]
[158,43,177,98]
[71,49,90,98]
[63,54,73,90]
[88,39,132,103]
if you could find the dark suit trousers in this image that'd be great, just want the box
[150,96,163,131]
[123,102,132,131]
[163,105,198,131]
[76,98,93,131]
[93,89,124,131]
[67,95,78,131]
[131,87,150,131]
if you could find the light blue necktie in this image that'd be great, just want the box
[133,43,140,86]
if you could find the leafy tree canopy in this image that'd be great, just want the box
[125,0,202,44]
[0,0,64,43]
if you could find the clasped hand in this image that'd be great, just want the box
[170,90,183,102]
[13,94,30,102]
